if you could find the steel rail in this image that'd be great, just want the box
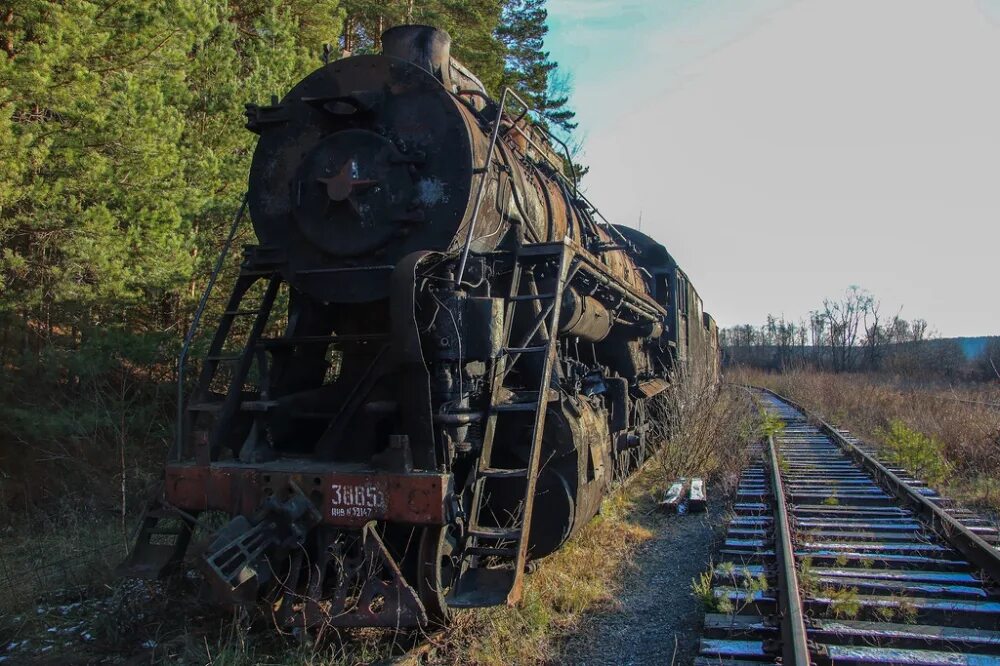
[757,386,1000,586]
[699,387,1000,665]
[765,433,813,666]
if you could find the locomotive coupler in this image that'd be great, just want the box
[200,483,321,604]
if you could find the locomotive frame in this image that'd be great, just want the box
[121,25,719,630]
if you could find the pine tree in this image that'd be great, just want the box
[339,0,505,92]
[0,0,588,508]
[0,1,344,504]
[0,1,345,348]
[496,0,576,132]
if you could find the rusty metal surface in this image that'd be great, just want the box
[249,53,476,303]
[249,523,431,629]
[558,289,612,342]
[165,463,450,527]
[127,21,723,634]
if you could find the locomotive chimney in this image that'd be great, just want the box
[381,25,453,90]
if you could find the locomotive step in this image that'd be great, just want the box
[187,400,276,413]
[492,402,540,413]
[204,353,242,362]
[259,333,388,347]
[446,568,517,608]
[491,388,560,412]
[503,345,548,354]
[240,400,279,412]
[146,525,188,536]
[516,241,570,257]
[239,269,280,277]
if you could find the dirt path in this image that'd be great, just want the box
[556,503,729,666]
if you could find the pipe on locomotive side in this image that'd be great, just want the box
[559,289,613,342]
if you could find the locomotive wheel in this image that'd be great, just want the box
[417,524,459,625]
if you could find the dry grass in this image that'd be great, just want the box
[436,377,757,665]
[732,367,1000,510]
[649,370,759,492]
[437,473,658,665]
[0,509,127,661]
[0,506,125,615]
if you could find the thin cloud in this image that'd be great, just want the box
[548,0,1000,336]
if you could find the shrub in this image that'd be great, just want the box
[760,411,785,438]
[878,420,950,486]
[648,370,758,486]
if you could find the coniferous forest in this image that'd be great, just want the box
[0,0,575,513]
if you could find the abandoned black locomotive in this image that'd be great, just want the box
[123,25,719,628]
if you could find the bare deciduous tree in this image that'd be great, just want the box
[818,285,873,371]
[718,286,965,377]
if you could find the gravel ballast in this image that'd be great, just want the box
[558,502,730,666]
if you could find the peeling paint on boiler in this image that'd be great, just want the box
[416,177,448,206]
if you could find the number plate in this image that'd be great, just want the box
[328,480,388,521]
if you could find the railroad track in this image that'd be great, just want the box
[697,388,1000,665]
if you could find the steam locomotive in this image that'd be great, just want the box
[122,25,719,629]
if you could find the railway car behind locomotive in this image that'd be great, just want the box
[122,25,719,628]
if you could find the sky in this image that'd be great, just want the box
[545,0,1000,337]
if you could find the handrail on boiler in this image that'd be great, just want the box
[454,87,631,287]
[454,88,513,287]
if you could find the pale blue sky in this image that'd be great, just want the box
[546,0,1000,337]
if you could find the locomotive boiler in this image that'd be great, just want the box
[122,25,719,629]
